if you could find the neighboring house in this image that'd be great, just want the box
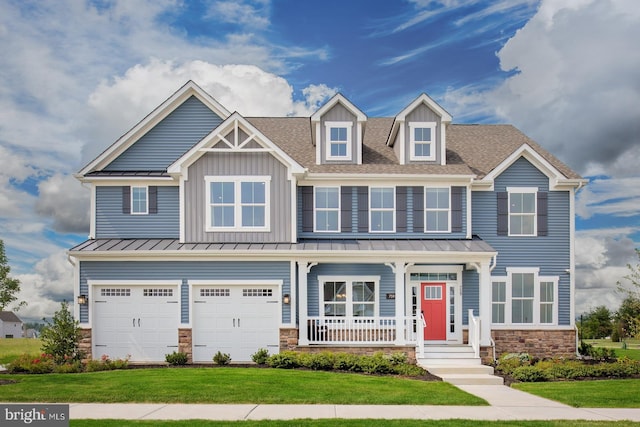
[69,81,586,364]
[0,311,23,338]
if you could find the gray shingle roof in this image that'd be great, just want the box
[246,117,581,179]
[0,311,22,323]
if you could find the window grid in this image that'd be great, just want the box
[143,288,173,297]
[424,285,442,300]
[321,277,378,318]
[325,122,352,160]
[100,288,131,297]
[314,187,340,232]
[206,176,270,232]
[409,273,457,281]
[369,187,395,232]
[242,288,273,297]
[425,187,450,232]
[540,281,554,324]
[200,288,230,297]
[492,281,506,324]
[509,191,536,236]
[131,186,148,215]
[409,122,436,161]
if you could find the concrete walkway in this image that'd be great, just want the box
[63,385,640,421]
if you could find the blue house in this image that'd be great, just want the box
[69,81,585,365]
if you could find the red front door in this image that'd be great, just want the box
[421,283,447,341]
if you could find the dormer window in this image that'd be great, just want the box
[325,121,352,160]
[409,122,436,161]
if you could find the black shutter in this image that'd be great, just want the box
[537,192,548,236]
[497,192,508,236]
[301,186,313,232]
[148,186,158,214]
[357,186,369,232]
[340,187,352,233]
[122,186,131,214]
[396,187,408,232]
[451,186,464,233]
[412,186,424,232]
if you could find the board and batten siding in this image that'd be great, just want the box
[184,151,291,243]
[472,157,572,325]
[320,103,358,164]
[95,186,179,238]
[105,96,223,171]
[79,261,291,324]
[306,263,396,317]
[404,104,442,165]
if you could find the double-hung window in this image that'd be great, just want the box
[131,186,148,215]
[425,187,450,232]
[409,122,436,161]
[370,187,395,232]
[325,121,352,160]
[320,276,378,317]
[205,176,270,232]
[508,187,537,236]
[314,187,340,232]
[491,269,558,325]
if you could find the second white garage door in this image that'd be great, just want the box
[192,284,280,362]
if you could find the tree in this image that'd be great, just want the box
[580,305,613,339]
[40,301,83,364]
[0,239,26,311]
[615,249,640,340]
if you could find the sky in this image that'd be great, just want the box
[0,0,638,322]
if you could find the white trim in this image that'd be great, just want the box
[465,185,472,239]
[90,280,182,286]
[313,186,341,232]
[204,175,271,232]
[569,187,576,326]
[325,121,353,161]
[317,275,380,318]
[315,122,321,165]
[179,176,186,242]
[387,93,452,148]
[424,186,451,233]
[369,186,395,233]
[506,187,538,237]
[356,122,363,164]
[130,185,149,215]
[440,123,447,165]
[79,81,230,175]
[189,280,282,286]
[89,185,96,239]
[290,178,297,242]
[299,174,475,186]
[409,122,437,161]
[311,93,367,122]
[398,123,406,165]
[288,260,297,328]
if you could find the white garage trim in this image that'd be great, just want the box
[86,280,181,328]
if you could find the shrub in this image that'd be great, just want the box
[267,351,299,369]
[392,363,426,376]
[387,352,408,365]
[53,361,83,374]
[298,352,335,371]
[7,353,55,374]
[251,348,270,365]
[512,365,548,382]
[496,353,531,375]
[165,351,189,366]
[359,352,393,374]
[333,353,362,372]
[85,354,130,372]
[40,301,83,364]
[213,351,231,365]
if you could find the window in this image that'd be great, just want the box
[325,121,352,160]
[314,187,340,232]
[491,269,558,325]
[409,122,436,161]
[370,187,395,232]
[508,188,537,236]
[131,186,148,214]
[205,176,270,231]
[425,187,450,232]
[512,273,534,324]
[492,281,506,324]
[320,276,378,317]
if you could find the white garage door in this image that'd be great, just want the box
[93,285,179,362]
[192,285,280,362]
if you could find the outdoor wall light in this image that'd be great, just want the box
[77,295,88,305]
[283,294,290,305]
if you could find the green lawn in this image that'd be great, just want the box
[0,338,42,364]
[585,339,640,360]
[1,367,486,405]
[70,420,640,427]
[514,379,640,408]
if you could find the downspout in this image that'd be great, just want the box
[489,254,497,362]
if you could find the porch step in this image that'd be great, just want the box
[434,373,504,385]
[419,345,479,361]
[416,345,504,385]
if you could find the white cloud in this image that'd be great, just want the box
[206,0,271,29]
[576,177,640,219]
[35,174,91,234]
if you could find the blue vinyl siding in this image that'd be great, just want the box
[306,263,395,317]
[105,96,223,171]
[462,269,479,325]
[95,186,179,238]
[472,157,572,325]
[79,261,291,324]
[298,186,467,239]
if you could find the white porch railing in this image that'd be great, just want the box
[468,309,480,358]
[306,316,419,345]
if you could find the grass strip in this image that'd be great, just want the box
[514,379,640,408]
[2,367,485,405]
[0,338,42,364]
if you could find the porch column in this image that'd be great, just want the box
[393,261,406,345]
[478,260,492,346]
[297,261,309,345]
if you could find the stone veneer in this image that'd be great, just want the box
[79,328,92,361]
[178,328,193,363]
[491,329,577,359]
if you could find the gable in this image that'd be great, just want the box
[105,96,223,171]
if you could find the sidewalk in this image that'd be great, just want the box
[66,386,640,421]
